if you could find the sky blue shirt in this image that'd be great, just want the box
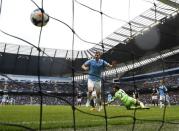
[107,93,112,102]
[84,59,108,81]
[158,85,167,96]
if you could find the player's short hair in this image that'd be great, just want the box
[113,84,120,90]
[160,79,164,83]
[94,51,102,56]
[95,51,101,54]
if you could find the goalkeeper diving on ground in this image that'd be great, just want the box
[105,84,149,110]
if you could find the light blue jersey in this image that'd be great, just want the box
[107,93,112,102]
[84,59,108,81]
[158,85,167,96]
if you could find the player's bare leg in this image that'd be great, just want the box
[96,92,102,112]
[86,92,90,107]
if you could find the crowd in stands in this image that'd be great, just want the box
[0,73,179,106]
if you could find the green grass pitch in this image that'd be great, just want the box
[0,105,179,131]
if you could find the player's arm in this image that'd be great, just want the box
[156,89,159,94]
[105,61,113,68]
[82,59,91,71]
[106,100,114,105]
[105,96,116,105]
[107,63,113,68]
[103,60,113,68]
[164,86,168,92]
[81,64,89,71]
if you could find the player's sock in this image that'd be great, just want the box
[86,92,91,107]
[96,98,102,111]
[139,102,145,108]
[90,99,95,108]
[86,99,90,107]
[160,101,163,108]
[90,107,96,111]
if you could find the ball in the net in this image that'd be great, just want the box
[30,9,49,27]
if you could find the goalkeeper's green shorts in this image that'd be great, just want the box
[125,97,137,109]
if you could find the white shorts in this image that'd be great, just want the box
[159,95,166,102]
[77,98,82,103]
[152,95,158,100]
[108,98,112,102]
[92,90,97,97]
[2,99,6,103]
[88,79,101,93]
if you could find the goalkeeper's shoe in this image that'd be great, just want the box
[129,106,150,110]
[97,106,103,112]
[139,102,145,108]
[86,100,90,107]
[141,106,150,109]
[90,108,96,111]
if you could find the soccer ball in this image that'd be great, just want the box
[30,9,49,27]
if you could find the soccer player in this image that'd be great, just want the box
[76,92,82,106]
[106,85,148,110]
[107,92,112,106]
[1,94,9,105]
[165,93,171,107]
[151,87,159,106]
[82,51,112,111]
[158,80,168,108]
[9,97,15,105]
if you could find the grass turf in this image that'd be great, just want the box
[0,105,179,130]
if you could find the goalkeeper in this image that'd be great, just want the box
[106,85,149,110]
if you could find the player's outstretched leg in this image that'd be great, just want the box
[139,101,150,109]
[139,101,145,108]
[90,99,95,111]
[96,98,103,112]
[86,92,90,107]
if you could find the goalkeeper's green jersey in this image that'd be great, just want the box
[111,89,136,108]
